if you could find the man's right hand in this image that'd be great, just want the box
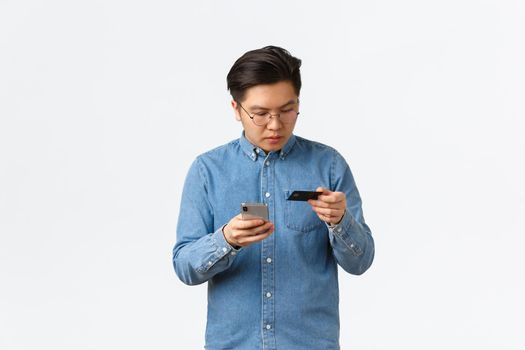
[222,214,274,248]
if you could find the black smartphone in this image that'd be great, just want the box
[287,191,323,201]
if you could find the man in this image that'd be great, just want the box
[172,45,375,350]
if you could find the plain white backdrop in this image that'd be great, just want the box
[1,1,524,349]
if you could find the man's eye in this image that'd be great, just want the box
[254,112,268,117]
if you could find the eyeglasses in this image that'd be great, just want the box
[236,100,300,126]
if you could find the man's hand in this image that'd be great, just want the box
[308,187,346,225]
[222,214,274,248]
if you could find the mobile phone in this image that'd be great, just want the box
[287,191,323,201]
[240,203,269,221]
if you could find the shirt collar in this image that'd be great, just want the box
[239,131,297,161]
[278,133,296,160]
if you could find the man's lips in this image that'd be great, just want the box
[265,136,282,145]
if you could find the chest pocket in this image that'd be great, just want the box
[284,189,325,233]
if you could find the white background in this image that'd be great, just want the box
[1,1,524,349]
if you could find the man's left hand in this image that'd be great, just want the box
[307,187,346,226]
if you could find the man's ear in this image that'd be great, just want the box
[231,100,241,121]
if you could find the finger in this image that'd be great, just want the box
[235,218,266,229]
[318,212,340,223]
[307,199,330,208]
[237,227,274,245]
[315,212,330,221]
[233,221,273,238]
[316,193,344,204]
[238,225,274,245]
[318,213,332,221]
[308,200,345,211]
[308,199,345,209]
[248,222,274,236]
[312,206,344,217]
[314,188,344,203]
[316,186,330,194]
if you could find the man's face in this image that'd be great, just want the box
[231,80,299,154]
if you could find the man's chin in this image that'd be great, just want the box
[262,143,283,153]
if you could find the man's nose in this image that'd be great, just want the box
[266,114,283,130]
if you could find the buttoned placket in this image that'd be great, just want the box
[260,150,276,350]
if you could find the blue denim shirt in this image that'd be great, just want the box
[172,131,374,350]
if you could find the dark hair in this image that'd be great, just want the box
[227,45,302,103]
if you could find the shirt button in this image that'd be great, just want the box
[208,261,212,266]
[266,257,272,263]
[265,192,270,198]
[337,227,342,233]
[231,251,237,256]
[222,247,227,253]
[266,324,271,330]
[266,292,272,298]
[350,244,354,248]
[265,161,270,166]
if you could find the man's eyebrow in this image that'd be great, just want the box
[250,100,297,110]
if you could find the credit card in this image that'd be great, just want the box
[287,191,323,201]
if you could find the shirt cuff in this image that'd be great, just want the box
[325,209,363,256]
[195,226,241,274]
[216,224,242,254]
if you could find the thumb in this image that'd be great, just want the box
[316,186,330,194]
